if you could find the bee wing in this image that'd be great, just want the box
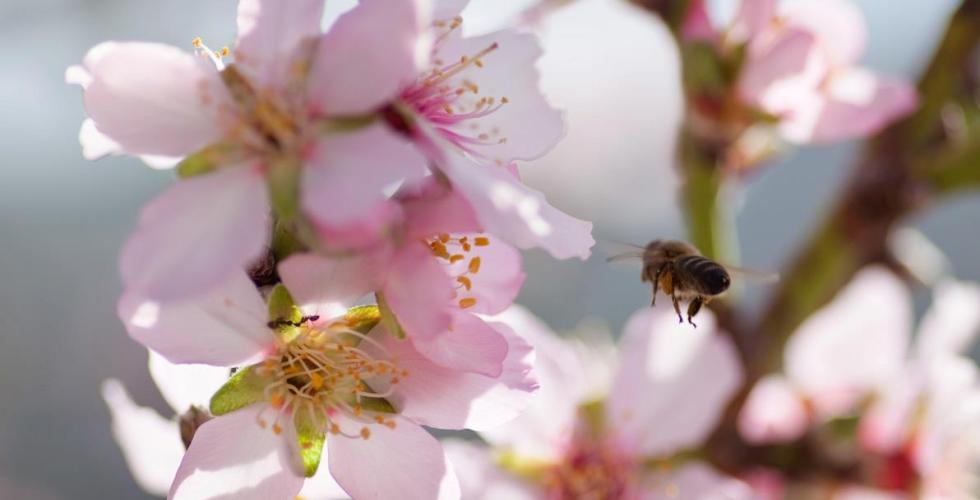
[599,240,646,264]
[726,265,780,284]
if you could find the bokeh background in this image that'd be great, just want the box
[0,0,975,498]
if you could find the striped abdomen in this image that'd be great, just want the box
[676,255,731,295]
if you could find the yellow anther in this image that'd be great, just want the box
[459,298,477,309]
[474,237,490,246]
[385,420,397,429]
[438,233,450,243]
[468,257,481,274]
[360,427,371,439]
[310,373,324,390]
[449,254,465,264]
[192,37,203,48]
[272,423,283,435]
[457,276,472,290]
[501,97,510,104]
[330,423,341,434]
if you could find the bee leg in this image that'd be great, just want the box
[651,265,665,306]
[671,291,683,323]
[686,296,703,328]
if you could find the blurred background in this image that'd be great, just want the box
[0,0,975,498]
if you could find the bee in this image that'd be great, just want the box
[607,240,777,327]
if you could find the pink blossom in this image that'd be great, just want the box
[445,305,751,499]
[67,0,431,302]
[734,0,918,143]
[117,255,536,500]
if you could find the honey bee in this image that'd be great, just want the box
[607,240,777,327]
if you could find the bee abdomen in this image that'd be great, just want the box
[677,255,731,295]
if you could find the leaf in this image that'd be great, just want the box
[293,411,326,477]
[375,293,406,339]
[209,365,272,416]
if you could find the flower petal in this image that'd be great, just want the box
[119,166,270,302]
[77,41,230,157]
[785,266,912,416]
[440,153,593,260]
[434,0,470,22]
[787,70,918,144]
[431,29,565,163]
[731,0,777,42]
[119,272,272,367]
[101,379,184,497]
[915,280,980,361]
[737,375,809,445]
[148,350,233,413]
[640,463,755,500]
[479,306,591,459]
[233,0,325,90]
[307,0,428,115]
[277,253,376,319]
[78,118,122,161]
[606,305,743,457]
[782,0,867,68]
[170,405,304,500]
[299,465,348,500]
[400,179,482,239]
[442,439,539,500]
[302,124,427,227]
[378,320,534,431]
[738,28,820,112]
[383,242,455,341]
[411,311,509,377]
[327,416,460,500]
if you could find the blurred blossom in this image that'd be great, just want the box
[733,0,918,143]
[445,305,750,499]
[739,265,980,496]
[118,257,536,500]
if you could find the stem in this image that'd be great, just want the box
[751,0,980,376]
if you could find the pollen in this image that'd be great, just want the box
[191,37,203,48]
[459,298,477,309]
[468,257,481,274]
[457,276,472,290]
[475,237,490,246]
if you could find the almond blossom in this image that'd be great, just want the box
[68,0,592,304]
[733,0,918,143]
[117,254,536,500]
[444,305,752,499]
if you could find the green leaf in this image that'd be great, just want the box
[375,293,406,339]
[210,366,272,416]
[293,411,326,477]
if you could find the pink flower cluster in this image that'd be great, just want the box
[70,0,593,499]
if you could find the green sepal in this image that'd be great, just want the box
[209,366,272,416]
[358,394,397,414]
[271,218,308,261]
[176,142,242,178]
[265,157,301,220]
[316,114,379,135]
[268,284,303,324]
[293,411,326,477]
[375,293,406,339]
[339,305,382,344]
[494,450,551,481]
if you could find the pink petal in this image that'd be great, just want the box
[233,0,325,90]
[445,234,523,315]
[915,281,980,361]
[681,0,717,42]
[434,0,470,22]
[148,350,233,413]
[785,266,912,416]
[383,242,454,341]
[640,463,755,500]
[101,379,184,497]
[77,118,121,161]
[833,487,908,500]
[170,405,304,500]
[327,416,460,500]
[302,124,428,227]
[737,375,809,445]
[400,179,482,239]
[790,70,918,144]
[440,153,594,260]
[118,272,272,367]
[738,28,820,112]
[77,41,231,157]
[411,311,509,377]
[312,201,405,252]
[858,368,922,454]
[307,0,428,115]
[731,0,777,42]
[379,322,533,431]
[119,166,270,302]
[782,0,867,68]
[442,439,539,500]
[430,30,565,163]
[298,467,348,500]
[479,306,587,459]
[277,253,377,319]
[606,306,743,457]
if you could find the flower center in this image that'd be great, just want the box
[543,442,633,500]
[428,233,491,310]
[399,20,510,156]
[254,324,405,438]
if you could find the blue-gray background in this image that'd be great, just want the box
[0,0,974,498]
